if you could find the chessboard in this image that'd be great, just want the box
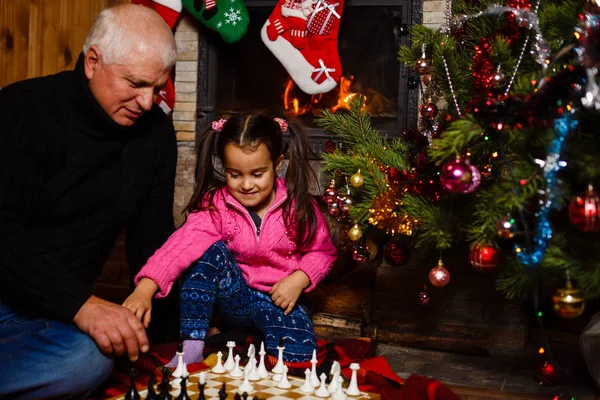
[109,369,381,399]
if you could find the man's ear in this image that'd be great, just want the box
[275,154,285,174]
[83,46,102,81]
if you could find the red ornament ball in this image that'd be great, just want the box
[469,244,499,271]
[568,186,600,232]
[327,202,341,217]
[428,260,450,288]
[352,245,369,264]
[415,57,432,75]
[535,361,559,386]
[418,286,430,305]
[420,102,439,119]
[440,158,481,193]
[322,181,339,205]
[325,140,337,153]
[383,242,410,266]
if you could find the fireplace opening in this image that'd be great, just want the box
[196,0,421,149]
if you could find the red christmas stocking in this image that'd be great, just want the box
[262,0,344,95]
[133,0,181,114]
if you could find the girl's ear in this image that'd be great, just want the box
[275,154,285,174]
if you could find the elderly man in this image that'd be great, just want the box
[0,4,178,398]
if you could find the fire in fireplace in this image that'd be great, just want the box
[195,0,422,150]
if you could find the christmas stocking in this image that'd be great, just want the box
[182,0,249,44]
[133,0,181,114]
[132,0,182,29]
[262,0,344,95]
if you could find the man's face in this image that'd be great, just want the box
[84,47,171,126]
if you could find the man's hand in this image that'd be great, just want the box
[269,270,310,315]
[122,278,158,328]
[73,295,149,361]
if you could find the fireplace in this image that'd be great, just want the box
[195,0,421,153]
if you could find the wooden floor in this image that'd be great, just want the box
[448,385,551,400]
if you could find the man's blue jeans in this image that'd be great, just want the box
[0,302,114,399]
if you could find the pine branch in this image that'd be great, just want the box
[402,195,454,250]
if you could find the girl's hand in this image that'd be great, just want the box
[122,278,158,328]
[269,270,310,315]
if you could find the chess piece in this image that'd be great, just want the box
[309,349,319,387]
[125,368,141,400]
[197,372,206,400]
[224,341,236,371]
[328,360,341,393]
[242,393,249,400]
[145,371,159,400]
[256,342,269,378]
[230,354,244,378]
[212,351,226,373]
[157,367,173,400]
[245,344,260,381]
[299,368,314,394]
[238,374,254,393]
[175,376,191,400]
[276,365,292,389]
[218,382,227,400]
[331,376,347,400]
[172,342,189,388]
[272,337,285,375]
[315,372,330,397]
[234,393,241,400]
[346,363,361,396]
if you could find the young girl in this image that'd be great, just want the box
[123,113,337,364]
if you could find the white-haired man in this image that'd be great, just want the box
[0,4,178,398]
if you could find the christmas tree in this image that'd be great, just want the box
[318,0,600,321]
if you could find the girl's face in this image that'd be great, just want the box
[223,142,284,216]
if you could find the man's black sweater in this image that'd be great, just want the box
[0,56,177,322]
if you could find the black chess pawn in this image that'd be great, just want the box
[252,397,260,400]
[234,393,241,400]
[157,368,173,400]
[125,367,141,400]
[146,371,159,400]
[175,376,191,400]
[197,380,206,400]
[218,382,227,400]
[242,392,248,400]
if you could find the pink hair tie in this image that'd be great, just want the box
[212,118,227,132]
[274,117,288,132]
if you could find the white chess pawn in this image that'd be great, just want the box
[256,342,269,379]
[171,343,189,388]
[224,341,236,371]
[314,372,330,397]
[211,351,226,373]
[229,354,244,378]
[331,376,347,400]
[328,360,341,393]
[309,349,319,387]
[346,362,360,396]
[299,368,314,394]
[276,365,292,389]
[245,347,260,382]
[238,373,254,393]
[271,338,285,374]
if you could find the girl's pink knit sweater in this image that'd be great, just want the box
[135,178,337,297]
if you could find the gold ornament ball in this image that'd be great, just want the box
[350,170,365,188]
[348,224,363,242]
[415,57,432,74]
[553,282,585,319]
[365,237,378,261]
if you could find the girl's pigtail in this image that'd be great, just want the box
[285,121,319,250]
[186,127,223,213]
